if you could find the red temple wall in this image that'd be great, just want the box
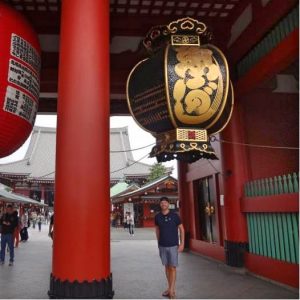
[14,188,30,197]
[241,90,298,179]
[143,203,155,227]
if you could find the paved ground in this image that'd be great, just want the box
[0,226,298,299]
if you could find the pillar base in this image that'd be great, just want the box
[224,240,248,267]
[48,273,114,299]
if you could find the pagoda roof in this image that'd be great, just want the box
[0,126,153,182]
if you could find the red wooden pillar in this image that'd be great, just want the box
[178,161,190,248]
[221,101,249,267]
[48,0,112,298]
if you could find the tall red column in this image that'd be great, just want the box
[48,0,112,298]
[221,101,249,267]
[177,161,190,248]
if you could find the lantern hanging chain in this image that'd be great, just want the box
[212,136,299,150]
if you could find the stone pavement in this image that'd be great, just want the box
[0,226,298,299]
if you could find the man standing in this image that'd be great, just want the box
[155,197,184,299]
[0,204,18,266]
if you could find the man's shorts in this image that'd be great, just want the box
[159,246,178,267]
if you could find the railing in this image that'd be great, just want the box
[247,212,299,264]
[244,172,299,197]
[237,5,299,78]
[244,172,299,264]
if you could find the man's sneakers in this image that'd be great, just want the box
[0,261,4,265]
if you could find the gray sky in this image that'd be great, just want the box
[0,115,178,178]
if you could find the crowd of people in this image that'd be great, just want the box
[0,204,53,266]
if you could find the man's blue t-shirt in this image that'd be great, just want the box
[155,211,181,247]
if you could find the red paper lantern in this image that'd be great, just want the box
[0,3,41,158]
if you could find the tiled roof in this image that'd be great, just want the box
[110,182,139,198]
[110,182,129,197]
[0,126,152,181]
[114,175,177,199]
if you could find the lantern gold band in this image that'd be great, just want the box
[156,128,208,144]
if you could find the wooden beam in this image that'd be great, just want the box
[241,194,299,213]
[235,29,299,97]
[38,97,129,115]
[228,0,298,64]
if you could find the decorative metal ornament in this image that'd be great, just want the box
[127,17,234,163]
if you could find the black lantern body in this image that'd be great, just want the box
[127,18,234,163]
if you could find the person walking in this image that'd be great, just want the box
[126,212,131,231]
[128,212,134,236]
[37,214,42,232]
[123,213,127,231]
[20,212,29,242]
[155,197,184,299]
[13,209,20,248]
[0,205,19,266]
[31,211,37,229]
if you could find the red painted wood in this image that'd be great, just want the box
[190,239,225,262]
[241,194,299,213]
[178,162,190,235]
[221,102,249,242]
[245,253,299,288]
[14,188,30,197]
[188,182,197,240]
[228,0,298,64]
[235,29,299,97]
[143,203,154,227]
[241,90,298,179]
[143,220,155,227]
[53,0,110,282]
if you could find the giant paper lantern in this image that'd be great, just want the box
[0,3,41,158]
[127,18,233,163]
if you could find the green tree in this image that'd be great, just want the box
[4,186,12,192]
[147,163,169,182]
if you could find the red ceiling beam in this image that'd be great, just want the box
[235,29,299,98]
[228,0,298,64]
[38,97,129,115]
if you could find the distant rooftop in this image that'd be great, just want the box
[0,126,154,182]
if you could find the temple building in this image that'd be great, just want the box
[0,126,156,206]
[111,175,178,227]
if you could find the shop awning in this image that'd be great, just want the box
[0,189,47,206]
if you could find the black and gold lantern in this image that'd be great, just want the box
[127,18,233,163]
